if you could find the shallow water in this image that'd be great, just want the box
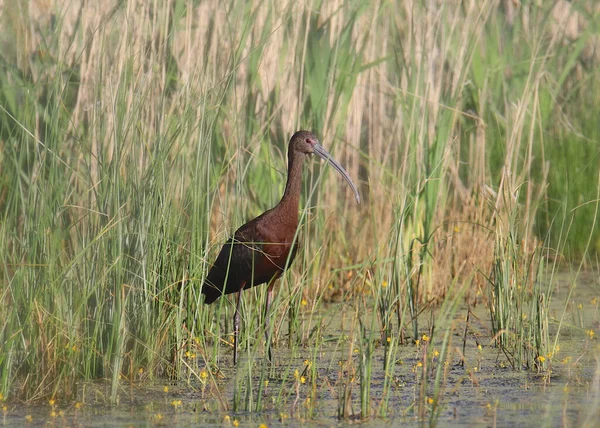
[3,274,600,427]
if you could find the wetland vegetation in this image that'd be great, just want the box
[1,0,599,425]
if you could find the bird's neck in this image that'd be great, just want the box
[278,151,304,220]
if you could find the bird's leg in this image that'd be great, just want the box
[264,275,279,363]
[234,281,246,365]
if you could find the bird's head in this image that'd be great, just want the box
[289,130,361,204]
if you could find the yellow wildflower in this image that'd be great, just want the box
[422,334,429,342]
[427,397,434,404]
[381,281,388,288]
[25,415,32,422]
[233,419,240,427]
[301,299,307,307]
[300,376,306,384]
[75,402,82,409]
[163,386,169,393]
[200,369,209,380]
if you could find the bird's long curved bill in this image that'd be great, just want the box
[314,143,361,204]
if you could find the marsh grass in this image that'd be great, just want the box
[1,0,600,423]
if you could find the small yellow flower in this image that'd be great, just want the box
[453,226,460,233]
[301,299,307,307]
[354,348,359,353]
[416,361,423,368]
[577,304,583,310]
[2,405,7,413]
[264,380,269,388]
[138,367,144,374]
[477,344,482,351]
[72,345,78,352]
[233,419,240,427]
[171,400,182,408]
[75,402,82,409]
[588,330,595,339]
[381,281,388,288]
[163,386,169,393]
[433,349,440,358]
[25,415,32,422]
[537,356,546,363]
[422,334,429,342]
[200,369,208,380]
[58,410,65,417]
[387,337,391,343]
[303,359,310,367]
[294,369,300,380]
[223,415,230,424]
[427,397,434,404]
[591,297,598,305]
[154,413,163,421]
[259,424,268,428]
[49,399,55,406]
[50,410,57,418]
[561,356,572,364]
[300,376,306,384]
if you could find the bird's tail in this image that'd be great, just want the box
[201,280,222,304]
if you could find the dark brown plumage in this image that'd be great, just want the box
[202,130,360,364]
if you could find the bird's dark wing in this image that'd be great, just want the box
[202,228,266,304]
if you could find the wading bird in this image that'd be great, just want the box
[202,130,360,364]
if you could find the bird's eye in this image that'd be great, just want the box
[305,138,312,144]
